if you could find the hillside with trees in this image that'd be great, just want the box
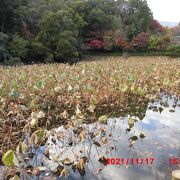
[0,0,177,65]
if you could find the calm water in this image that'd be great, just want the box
[1,96,180,180]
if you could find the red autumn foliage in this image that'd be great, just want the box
[151,19,164,33]
[103,30,122,51]
[89,39,104,49]
[131,32,150,49]
[116,36,132,51]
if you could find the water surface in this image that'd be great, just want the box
[1,96,180,180]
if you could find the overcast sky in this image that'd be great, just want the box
[146,0,180,22]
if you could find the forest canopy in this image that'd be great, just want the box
[0,0,174,65]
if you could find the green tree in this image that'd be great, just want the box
[0,0,27,34]
[148,35,161,50]
[0,32,10,62]
[9,35,28,60]
[21,0,67,35]
[38,9,85,60]
[0,32,22,65]
[83,0,121,33]
[117,0,152,40]
[129,0,152,32]
[87,8,107,31]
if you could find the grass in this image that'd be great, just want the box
[0,56,180,151]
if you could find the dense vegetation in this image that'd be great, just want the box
[1,0,178,65]
[171,24,180,36]
[0,56,179,178]
[0,56,179,149]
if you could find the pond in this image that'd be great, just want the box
[0,95,180,180]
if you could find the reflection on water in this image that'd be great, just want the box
[1,96,180,180]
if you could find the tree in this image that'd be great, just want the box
[151,19,164,34]
[166,44,180,57]
[171,25,180,36]
[89,39,104,50]
[116,35,131,52]
[0,0,174,64]
[9,35,28,60]
[38,9,85,60]
[103,30,130,51]
[103,31,115,51]
[118,0,152,40]
[0,32,23,65]
[148,35,161,50]
[0,32,10,62]
[87,8,107,31]
[21,0,67,35]
[83,0,121,33]
[0,0,27,34]
[56,31,80,58]
[129,0,152,32]
[131,32,150,50]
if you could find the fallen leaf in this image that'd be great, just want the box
[79,131,86,142]
[60,110,69,119]
[93,141,101,147]
[16,142,28,154]
[61,158,73,166]
[139,132,145,139]
[129,136,138,141]
[76,106,84,119]
[36,111,45,119]
[2,150,19,167]
[102,137,108,144]
[9,175,20,180]
[60,168,68,177]
[98,115,108,123]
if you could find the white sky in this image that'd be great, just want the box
[146,0,180,22]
